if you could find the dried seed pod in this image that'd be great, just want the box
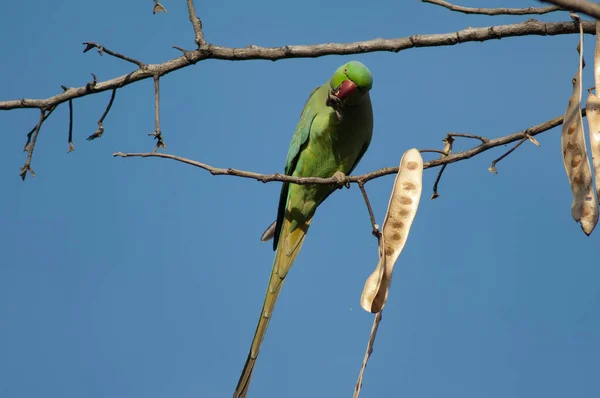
[562,19,598,236]
[586,92,600,204]
[595,21,600,92]
[587,20,600,211]
[360,148,423,313]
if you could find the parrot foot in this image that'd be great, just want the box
[332,171,350,189]
[326,92,344,121]
[326,92,342,108]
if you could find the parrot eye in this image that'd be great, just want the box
[342,66,356,87]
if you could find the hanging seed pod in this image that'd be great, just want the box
[586,21,600,209]
[360,148,423,313]
[586,93,600,201]
[561,15,598,236]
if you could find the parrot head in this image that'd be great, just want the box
[329,61,373,105]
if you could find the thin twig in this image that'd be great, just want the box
[20,110,46,180]
[154,77,160,134]
[448,133,489,143]
[113,151,357,184]
[353,311,383,398]
[431,134,490,199]
[2,20,595,111]
[172,45,197,64]
[488,137,528,174]
[419,148,448,155]
[431,165,447,200]
[358,182,381,238]
[423,0,562,15]
[148,76,166,152]
[86,73,98,92]
[60,85,74,152]
[541,0,600,20]
[186,0,206,47]
[431,136,454,200]
[358,109,585,183]
[354,176,396,398]
[23,106,56,151]
[82,42,146,69]
[67,99,74,153]
[113,109,582,185]
[88,88,117,141]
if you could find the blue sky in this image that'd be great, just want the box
[1,1,599,397]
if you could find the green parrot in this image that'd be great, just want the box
[234,61,374,397]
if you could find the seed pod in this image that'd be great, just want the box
[586,93,600,205]
[586,20,600,214]
[360,148,423,313]
[561,17,598,236]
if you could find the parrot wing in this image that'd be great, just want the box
[272,85,321,250]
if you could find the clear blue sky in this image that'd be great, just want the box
[1,1,599,397]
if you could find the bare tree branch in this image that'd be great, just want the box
[447,133,489,143]
[430,133,490,199]
[353,311,383,398]
[67,98,74,152]
[541,0,600,20]
[20,110,48,180]
[186,0,206,47]
[59,85,75,153]
[419,149,448,155]
[23,106,56,152]
[67,105,74,154]
[488,137,529,174]
[431,136,454,200]
[82,42,146,69]
[87,88,117,141]
[149,76,166,152]
[358,109,584,183]
[1,20,595,112]
[424,0,562,15]
[113,110,580,186]
[431,164,448,199]
[113,151,357,185]
[358,182,381,238]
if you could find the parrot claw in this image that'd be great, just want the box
[326,92,342,108]
[332,171,350,189]
[326,92,344,121]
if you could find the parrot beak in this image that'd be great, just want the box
[333,79,358,101]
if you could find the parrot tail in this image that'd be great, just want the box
[233,216,312,398]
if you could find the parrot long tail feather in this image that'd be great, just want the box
[232,279,282,398]
[233,217,312,398]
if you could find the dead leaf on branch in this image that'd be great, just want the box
[153,0,167,14]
